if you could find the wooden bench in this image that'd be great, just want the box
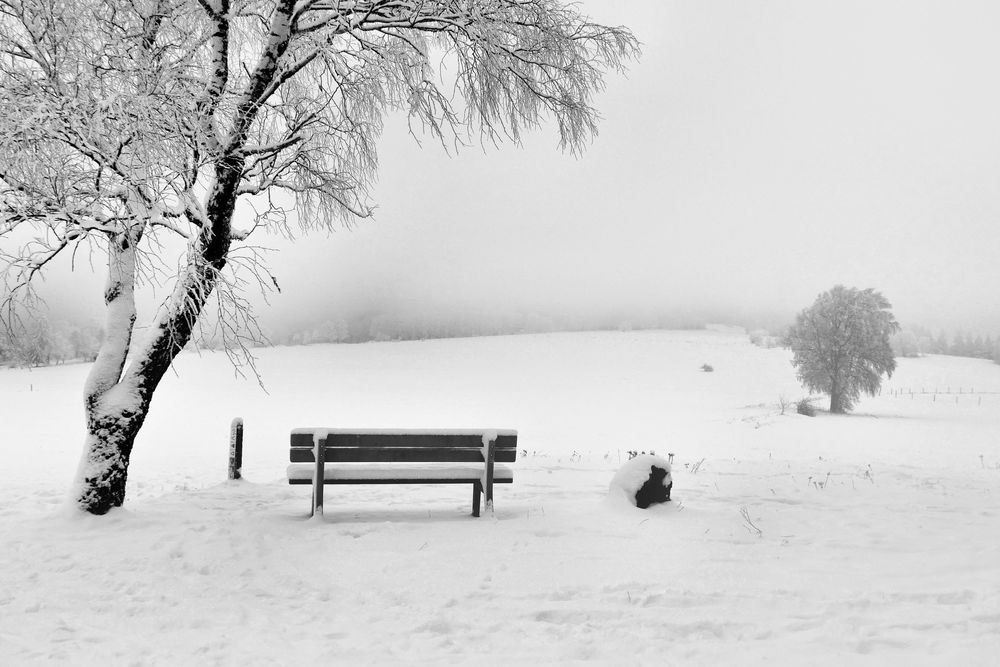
[286,429,518,517]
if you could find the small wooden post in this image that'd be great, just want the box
[228,417,244,480]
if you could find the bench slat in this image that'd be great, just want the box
[288,478,515,485]
[287,462,515,483]
[289,447,517,463]
[290,431,517,449]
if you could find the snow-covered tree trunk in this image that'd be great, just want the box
[829,381,845,414]
[75,261,231,512]
[77,229,143,513]
[74,169,239,513]
[78,406,147,513]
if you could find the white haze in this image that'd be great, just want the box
[22,0,1000,336]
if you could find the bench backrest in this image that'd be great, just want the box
[289,429,518,464]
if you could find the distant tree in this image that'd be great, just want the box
[934,331,950,355]
[1,316,63,366]
[908,325,933,356]
[0,323,14,364]
[313,319,350,344]
[69,324,103,362]
[749,328,781,348]
[786,286,900,414]
[951,332,970,358]
[973,335,988,359]
[890,330,920,358]
[1,0,638,514]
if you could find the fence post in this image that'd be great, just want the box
[229,417,244,480]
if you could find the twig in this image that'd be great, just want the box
[739,505,762,538]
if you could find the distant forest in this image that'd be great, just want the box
[3,312,1000,368]
[887,325,1000,362]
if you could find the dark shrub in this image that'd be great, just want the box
[797,398,816,417]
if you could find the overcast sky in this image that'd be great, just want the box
[38,0,1000,334]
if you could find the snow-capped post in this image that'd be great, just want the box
[0,1,638,514]
[228,417,244,481]
[609,454,674,509]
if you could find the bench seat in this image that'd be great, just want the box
[287,462,515,483]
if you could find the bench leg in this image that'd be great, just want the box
[472,480,482,517]
[311,480,324,518]
[311,435,325,518]
[482,438,495,515]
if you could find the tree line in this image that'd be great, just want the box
[267,310,713,347]
[0,318,102,367]
[5,312,1000,369]
[890,326,1000,363]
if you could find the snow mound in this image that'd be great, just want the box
[608,454,673,508]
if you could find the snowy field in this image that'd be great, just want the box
[1,329,999,665]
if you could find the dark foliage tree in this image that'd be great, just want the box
[786,286,900,414]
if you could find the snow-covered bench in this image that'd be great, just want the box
[286,429,518,518]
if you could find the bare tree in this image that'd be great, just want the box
[0,0,638,514]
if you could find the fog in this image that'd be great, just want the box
[20,0,1000,338]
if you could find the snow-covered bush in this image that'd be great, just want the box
[797,398,817,417]
[609,454,673,508]
[749,329,783,348]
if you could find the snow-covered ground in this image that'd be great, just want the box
[1,330,998,665]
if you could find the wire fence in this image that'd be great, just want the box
[882,386,1000,406]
